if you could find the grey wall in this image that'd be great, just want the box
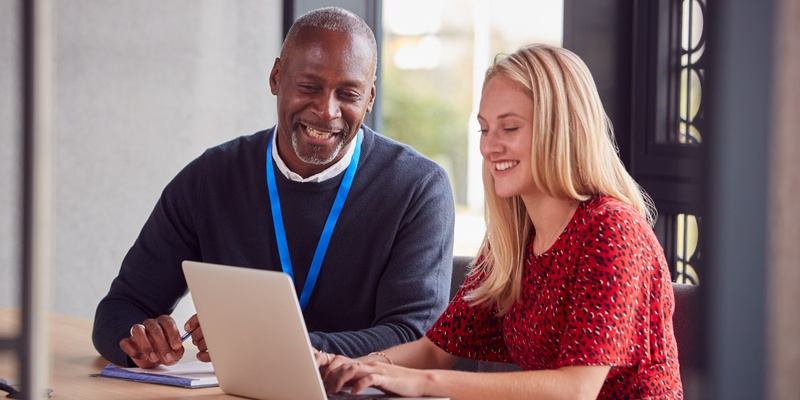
[0,1,22,316]
[1,0,281,321]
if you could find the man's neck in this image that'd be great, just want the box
[271,128,359,183]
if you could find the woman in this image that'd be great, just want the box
[318,44,683,399]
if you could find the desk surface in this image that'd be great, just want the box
[0,308,232,399]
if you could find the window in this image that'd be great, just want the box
[631,0,706,284]
[380,0,564,255]
[564,0,705,283]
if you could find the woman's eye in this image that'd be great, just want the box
[503,127,519,133]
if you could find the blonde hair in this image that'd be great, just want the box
[466,44,656,314]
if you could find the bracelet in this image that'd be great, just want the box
[368,351,394,365]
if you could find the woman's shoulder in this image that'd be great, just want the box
[568,195,659,255]
[565,196,666,281]
[577,196,649,230]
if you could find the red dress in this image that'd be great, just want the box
[427,196,683,399]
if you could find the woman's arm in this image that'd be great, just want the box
[321,337,610,400]
[366,336,458,370]
[419,365,610,400]
[318,337,458,373]
[326,359,609,400]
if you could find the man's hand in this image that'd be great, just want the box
[119,315,186,369]
[184,314,211,363]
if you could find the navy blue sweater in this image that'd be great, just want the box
[92,126,455,366]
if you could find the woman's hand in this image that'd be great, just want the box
[322,360,432,397]
[313,349,338,368]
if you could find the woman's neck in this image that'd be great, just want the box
[524,195,578,256]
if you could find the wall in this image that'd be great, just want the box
[0,0,281,321]
[0,1,21,315]
[769,0,800,397]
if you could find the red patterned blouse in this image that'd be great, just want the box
[426,196,683,399]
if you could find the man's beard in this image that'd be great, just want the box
[291,130,347,166]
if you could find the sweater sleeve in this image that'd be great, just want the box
[308,165,455,356]
[92,154,204,366]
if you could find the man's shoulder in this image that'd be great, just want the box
[363,127,443,174]
[205,129,270,157]
[168,129,269,186]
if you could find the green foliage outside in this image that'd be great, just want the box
[380,62,472,203]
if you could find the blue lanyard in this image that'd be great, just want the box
[265,130,362,309]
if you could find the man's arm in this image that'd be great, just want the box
[93,156,203,366]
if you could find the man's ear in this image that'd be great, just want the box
[269,58,281,95]
[366,76,377,113]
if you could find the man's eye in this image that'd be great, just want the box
[339,91,361,101]
[298,84,317,93]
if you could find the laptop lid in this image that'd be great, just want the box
[183,261,327,400]
[182,260,448,400]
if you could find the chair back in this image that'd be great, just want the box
[450,256,474,300]
[672,282,700,396]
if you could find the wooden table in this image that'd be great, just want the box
[0,308,234,399]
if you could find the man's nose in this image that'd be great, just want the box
[314,92,342,120]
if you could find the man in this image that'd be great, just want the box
[92,7,455,369]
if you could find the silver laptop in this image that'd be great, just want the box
[182,261,449,400]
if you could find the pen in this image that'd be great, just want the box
[181,330,193,342]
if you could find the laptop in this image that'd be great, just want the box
[182,261,449,400]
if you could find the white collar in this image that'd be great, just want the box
[270,125,360,183]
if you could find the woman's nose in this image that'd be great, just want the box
[480,130,502,156]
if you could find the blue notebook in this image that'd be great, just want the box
[97,361,218,388]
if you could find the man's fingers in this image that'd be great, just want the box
[143,317,182,365]
[184,314,200,333]
[140,319,169,363]
[194,334,207,352]
[156,315,184,350]
[119,337,157,369]
[128,323,158,363]
[129,323,144,337]
[121,316,187,368]
[196,349,211,363]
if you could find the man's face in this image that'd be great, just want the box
[269,27,376,178]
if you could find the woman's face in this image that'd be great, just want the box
[478,75,538,200]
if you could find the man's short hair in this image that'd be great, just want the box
[280,7,378,74]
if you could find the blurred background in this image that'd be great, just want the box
[1,1,798,398]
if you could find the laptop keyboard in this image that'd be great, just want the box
[329,390,391,399]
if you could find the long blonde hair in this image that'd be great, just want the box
[466,44,656,314]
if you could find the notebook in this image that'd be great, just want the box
[181,260,449,400]
[98,361,217,388]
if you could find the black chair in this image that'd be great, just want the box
[449,256,481,371]
[672,282,700,397]
[450,256,522,372]
[450,255,474,300]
